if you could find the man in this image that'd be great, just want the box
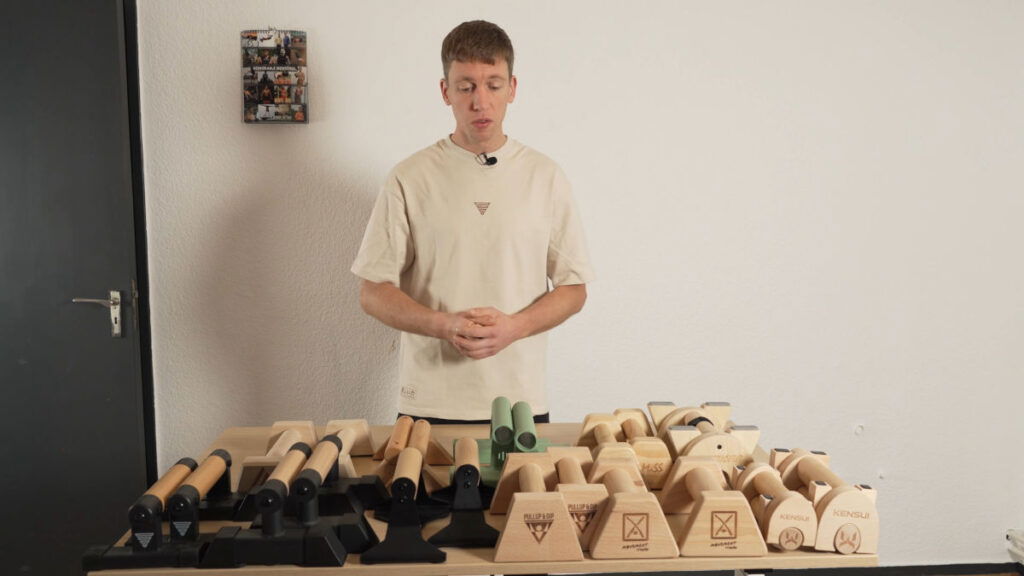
[351,20,594,423]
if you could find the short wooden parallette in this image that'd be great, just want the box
[494,463,584,562]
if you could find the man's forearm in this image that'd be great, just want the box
[359,279,447,338]
[511,283,587,339]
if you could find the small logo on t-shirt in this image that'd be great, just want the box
[474,202,491,215]
[400,386,416,400]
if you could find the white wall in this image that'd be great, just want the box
[137,0,1023,566]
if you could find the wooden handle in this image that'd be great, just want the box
[594,422,616,445]
[454,437,479,469]
[602,467,635,495]
[302,437,342,480]
[519,462,546,493]
[383,415,414,461]
[621,417,643,440]
[408,419,431,455]
[556,456,586,485]
[335,427,356,457]
[266,428,301,457]
[182,452,229,499]
[393,447,423,492]
[684,466,722,497]
[267,444,309,488]
[794,449,846,487]
[143,461,194,506]
[751,467,789,499]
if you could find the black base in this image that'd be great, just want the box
[360,525,446,564]
[373,479,450,524]
[81,540,205,572]
[428,509,499,548]
[251,511,379,554]
[199,525,346,568]
[234,475,387,522]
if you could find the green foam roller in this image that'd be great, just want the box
[490,396,514,448]
[512,401,537,451]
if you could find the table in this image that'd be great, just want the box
[88,423,878,575]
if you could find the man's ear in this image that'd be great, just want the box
[508,75,517,103]
[440,78,451,105]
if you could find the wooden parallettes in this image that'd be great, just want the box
[361,447,446,564]
[428,437,500,548]
[588,467,679,558]
[129,457,199,550]
[651,403,760,472]
[238,420,316,492]
[771,448,879,554]
[732,462,818,551]
[373,415,454,467]
[554,455,608,551]
[166,449,232,540]
[659,456,767,557]
[494,462,584,562]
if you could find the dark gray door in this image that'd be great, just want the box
[0,1,149,573]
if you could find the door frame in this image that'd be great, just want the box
[123,0,157,484]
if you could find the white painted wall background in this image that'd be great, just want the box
[137,0,1023,566]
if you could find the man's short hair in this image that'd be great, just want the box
[441,20,514,79]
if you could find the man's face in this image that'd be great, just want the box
[441,58,516,153]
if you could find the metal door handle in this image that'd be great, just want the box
[72,290,123,337]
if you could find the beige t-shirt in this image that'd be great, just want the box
[351,137,594,419]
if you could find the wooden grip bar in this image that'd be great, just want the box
[751,467,790,500]
[143,459,196,506]
[684,465,723,497]
[266,428,302,457]
[393,447,423,493]
[793,449,846,487]
[519,463,546,493]
[267,443,311,490]
[181,451,229,500]
[594,422,616,445]
[408,419,431,455]
[621,417,644,440]
[383,415,414,461]
[556,456,587,485]
[336,427,356,457]
[454,437,479,470]
[602,467,636,495]
[302,436,342,480]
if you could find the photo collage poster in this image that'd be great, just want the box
[242,29,307,123]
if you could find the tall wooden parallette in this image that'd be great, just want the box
[494,463,584,562]
[588,467,679,559]
[553,454,609,551]
[659,456,767,557]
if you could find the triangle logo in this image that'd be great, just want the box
[474,202,491,215]
[570,509,596,532]
[524,519,554,543]
[173,521,192,536]
[135,532,154,549]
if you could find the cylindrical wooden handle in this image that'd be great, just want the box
[302,436,342,480]
[795,450,845,487]
[602,467,635,495]
[383,415,414,461]
[266,428,301,457]
[267,444,310,488]
[143,460,195,506]
[556,456,586,485]
[454,437,479,469]
[335,427,356,457]
[408,419,431,455]
[594,422,616,445]
[751,467,789,499]
[182,452,229,499]
[519,463,546,493]
[684,466,722,497]
[621,418,643,440]
[393,447,423,492]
